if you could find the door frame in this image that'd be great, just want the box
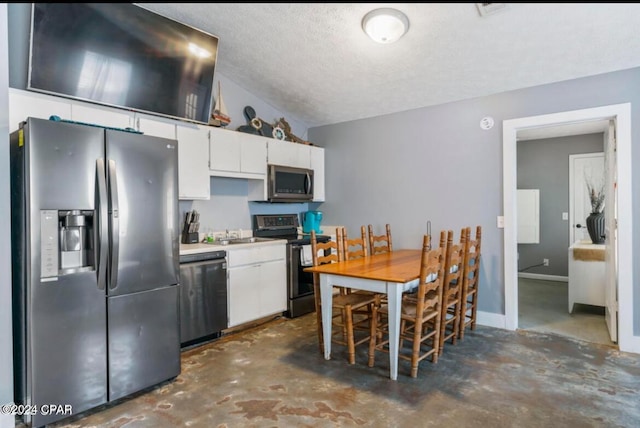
[503,103,637,353]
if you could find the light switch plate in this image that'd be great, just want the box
[497,215,504,228]
[562,212,569,220]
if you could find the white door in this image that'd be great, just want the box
[569,153,605,245]
[604,120,618,342]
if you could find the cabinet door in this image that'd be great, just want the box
[9,89,72,133]
[228,265,262,327]
[240,133,267,175]
[209,126,241,172]
[71,103,134,129]
[259,260,287,316]
[134,114,177,139]
[310,146,325,202]
[176,124,210,200]
[267,139,310,168]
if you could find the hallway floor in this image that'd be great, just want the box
[39,312,640,428]
[518,277,615,347]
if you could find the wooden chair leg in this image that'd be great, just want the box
[432,315,440,364]
[345,305,355,364]
[368,302,378,368]
[411,319,422,378]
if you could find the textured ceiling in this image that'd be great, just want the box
[139,3,640,128]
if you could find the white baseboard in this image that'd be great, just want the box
[518,272,568,282]
[476,310,506,329]
[0,407,14,428]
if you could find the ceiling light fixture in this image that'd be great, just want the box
[362,8,409,44]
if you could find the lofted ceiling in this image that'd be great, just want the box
[139,3,640,128]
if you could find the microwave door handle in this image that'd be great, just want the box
[305,172,311,195]
[96,159,108,291]
[108,159,120,290]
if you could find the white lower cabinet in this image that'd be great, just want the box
[227,244,287,328]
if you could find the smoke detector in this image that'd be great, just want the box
[476,3,509,17]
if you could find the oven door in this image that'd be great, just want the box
[287,244,317,317]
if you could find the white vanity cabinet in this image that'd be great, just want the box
[568,241,605,313]
[176,123,211,200]
[226,243,287,327]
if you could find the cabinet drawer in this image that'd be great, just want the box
[227,245,285,267]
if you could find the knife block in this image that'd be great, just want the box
[181,232,199,244]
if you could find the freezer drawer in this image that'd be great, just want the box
[108,285,180,401]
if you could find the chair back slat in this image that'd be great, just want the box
[368,223,393,255]
[343,226,368,260]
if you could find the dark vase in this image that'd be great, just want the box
[586,212,606,244]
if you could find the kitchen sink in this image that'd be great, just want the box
[230,237,275,244]
[210,237,275,246]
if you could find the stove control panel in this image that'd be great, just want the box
[254,214,299,231]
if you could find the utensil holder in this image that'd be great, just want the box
[181,232,199,244]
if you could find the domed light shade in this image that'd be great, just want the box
[362,8,409,44]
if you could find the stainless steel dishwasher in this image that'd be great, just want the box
[179,250,227,347]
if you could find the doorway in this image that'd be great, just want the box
[516,135,612,346]
[503,103,637,354]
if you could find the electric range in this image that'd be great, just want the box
[253,214,331,317]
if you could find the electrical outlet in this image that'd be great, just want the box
[543,258,549,266]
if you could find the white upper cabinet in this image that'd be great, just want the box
[209,128,267,178]
[134,113,177,140]
[9,89,72,133]
[239,133,268,175]
[176,123,211,200]
[71,102,134,130]
[310,145,325,202]
[267,139,311,168]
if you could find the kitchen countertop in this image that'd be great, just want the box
[180,238,287,256]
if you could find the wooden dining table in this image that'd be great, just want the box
[304,249,423,380]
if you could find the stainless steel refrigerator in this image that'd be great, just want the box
[10,117,181,427]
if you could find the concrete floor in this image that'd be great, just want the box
[39,313,640,428]
[518,278,615,347]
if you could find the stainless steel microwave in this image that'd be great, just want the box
[268,164,314,202]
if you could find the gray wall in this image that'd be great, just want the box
[309,67,640,336]
[517,134,604,277]
[1,2,14,413]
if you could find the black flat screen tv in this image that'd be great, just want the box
[28,3,219,125]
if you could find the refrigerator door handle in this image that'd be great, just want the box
[96,159,108,290]
[108,159,120,290]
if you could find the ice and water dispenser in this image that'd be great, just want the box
[41,209,95,277]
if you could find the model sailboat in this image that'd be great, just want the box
[210,81,231,127]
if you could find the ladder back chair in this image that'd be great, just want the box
[459,225,482,339]
[368,232,445,378]
[341,226,380,344]
[368,224,393,255]
[438,229,466,355]
[311,229,378,364]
